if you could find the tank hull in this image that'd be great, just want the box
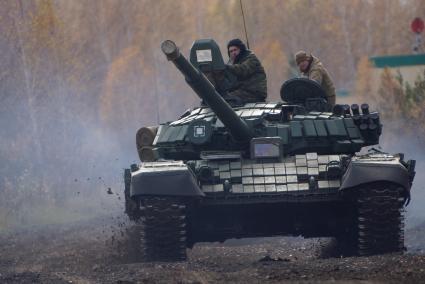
[125,152,410,261]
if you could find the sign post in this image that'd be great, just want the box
[411,17,424,53]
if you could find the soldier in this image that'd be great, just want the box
[225,38,267,103]
[295,51,336,106]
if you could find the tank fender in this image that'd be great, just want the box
[339,159,411,193]
[130,161,204,197]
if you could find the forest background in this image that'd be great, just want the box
[0,0,424,228]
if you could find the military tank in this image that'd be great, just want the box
[124,39,416,262]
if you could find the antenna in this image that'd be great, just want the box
[239,0,250,49]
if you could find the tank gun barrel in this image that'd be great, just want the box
[161,40,252,143]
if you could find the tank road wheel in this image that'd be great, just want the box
[141,197,187,262]
[356,182,405,256]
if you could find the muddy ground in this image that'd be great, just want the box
[1,214,425,284]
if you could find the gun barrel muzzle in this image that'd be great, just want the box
[161,40,180,61]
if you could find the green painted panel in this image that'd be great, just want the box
[370,54,425,68]
[302,120,317,137]
[324,120,338,136]
[277,125,290,144]
[266,126,277,137]
[343,118,355,128]
[168,126,182,142]
[347,127,360,139]
[334,119,348,136]
[156,125,172,143]
[313,120,328,137]
[290,121,303,138]
[175,125,188,142]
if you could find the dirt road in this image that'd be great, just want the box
[1,214,425,284]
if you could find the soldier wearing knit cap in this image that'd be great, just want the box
[295,50,336,106]
[225,38,267,103]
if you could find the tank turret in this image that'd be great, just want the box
[161,40,252,143]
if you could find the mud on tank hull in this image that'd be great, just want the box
[125,152,413,261]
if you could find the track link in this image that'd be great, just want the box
[141,197,187,261]
[356,183,405,256]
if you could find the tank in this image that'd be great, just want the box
[124,39,416,262]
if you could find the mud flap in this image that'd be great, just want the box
[339,160,410,196]
[130,161,204,197]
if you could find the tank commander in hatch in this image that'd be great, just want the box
[225,38,267,104]
[295,51,336,106]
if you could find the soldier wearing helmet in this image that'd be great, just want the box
[295,51,336,106]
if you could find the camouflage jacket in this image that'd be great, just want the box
[302,56,336,105]
[227,51,267,100]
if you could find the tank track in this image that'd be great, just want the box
[140,197,187,261]
[356,182,405,256]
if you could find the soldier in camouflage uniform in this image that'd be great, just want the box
[225,39,267,103]
[295,51,336,106]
